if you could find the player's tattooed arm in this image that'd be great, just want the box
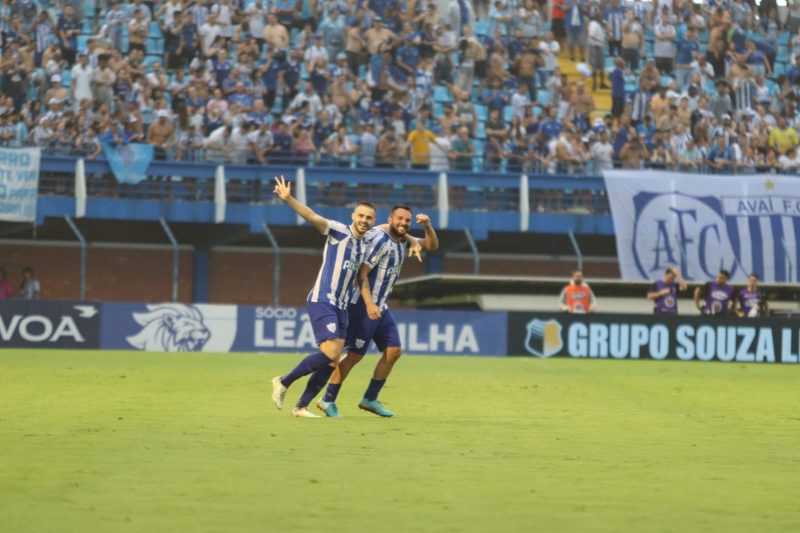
[357,264,382,320]
[415,213,439,251]
[405,234,423,262]
[273,175,329,234]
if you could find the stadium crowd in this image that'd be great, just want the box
[1,0,799,175]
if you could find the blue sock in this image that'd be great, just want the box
[363,379,386,402]
[280,351,331,388]
[323,382,342,403]
[296,364,335,408]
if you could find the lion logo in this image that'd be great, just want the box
[126,304,211,352]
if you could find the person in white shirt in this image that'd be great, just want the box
[510,83,530,120]
[71,52,93,105]
[199,13,222,56]
[653,7,676,75]
[538,31,560,87]
[211,0,233,38]
[779,146,800,172]
[590,128,614,172]
[429,126,453,171]
[304,34,329,72]
[205,125,234,162]
[587,13,607,91]
[289,82,323,120]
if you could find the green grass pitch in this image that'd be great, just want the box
[2,350,799,532]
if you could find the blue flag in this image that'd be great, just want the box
[103,143,154,184]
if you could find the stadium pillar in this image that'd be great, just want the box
[193,249,209,303]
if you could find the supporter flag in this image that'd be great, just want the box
[103,143,154,185]
[0,147,40,222]
[604,170,800,283]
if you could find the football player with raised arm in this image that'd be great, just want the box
[269,175,377,417]
[299,204,439,417]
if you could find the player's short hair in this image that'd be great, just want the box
[665,267,675,275]
[749,273,759,280]
[719,269,731,279]
[355,201,377,212]
[391,204,412,214]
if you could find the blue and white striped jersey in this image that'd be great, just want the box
[308,220,368,309]
[350,228,408,310]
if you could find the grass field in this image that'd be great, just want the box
[2,350,800,532]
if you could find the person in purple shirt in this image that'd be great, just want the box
[736,273,768,318]
[694,270,735,316]
[647,266,687,315]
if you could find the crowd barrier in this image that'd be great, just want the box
[3,300,800,365]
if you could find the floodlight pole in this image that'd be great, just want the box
[64,216,87,300]
[464,228,480,275]
[568,229,583,272]
[262,222,281,306]
[159,218,179,302]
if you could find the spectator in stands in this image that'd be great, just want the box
[619,129,649,169]
[587,12,607,91]
[564,0,586,63]
[451,126,475,171]
[19,266,40,300]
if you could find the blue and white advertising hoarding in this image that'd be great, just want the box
[100,303,508,356]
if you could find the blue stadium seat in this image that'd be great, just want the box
[503,107,513,122]
[476,104,487,121]
[149,21,163,39]
[434,85,451,103]
[476,122,486,140]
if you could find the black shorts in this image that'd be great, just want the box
[611,97,625,118]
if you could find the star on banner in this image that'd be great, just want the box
[764,179,775,190]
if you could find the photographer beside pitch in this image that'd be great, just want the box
[693,269,734,316]
[647,267,687,315]
[299,205,439,418]
[735,274,768,318]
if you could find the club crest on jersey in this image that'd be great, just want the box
[355,338,366,349]
[326,322,336,333]
[524,319,563,358]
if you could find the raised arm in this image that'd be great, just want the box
[272,175,329,234]
[414,213,439,251]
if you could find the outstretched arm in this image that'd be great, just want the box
[273,175,329,234]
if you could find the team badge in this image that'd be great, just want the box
[355,339,366,349]
[524,319,563,358]
[326,322,336,333]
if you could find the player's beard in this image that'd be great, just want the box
[388,223,408,240]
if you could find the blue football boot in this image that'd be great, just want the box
[358,399,394,417]
[316,399,342,418]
